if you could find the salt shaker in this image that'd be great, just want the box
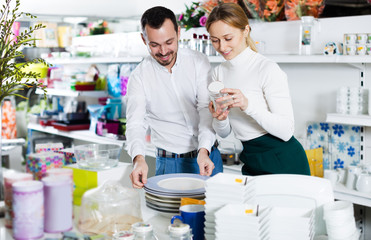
[12,180,44,240]
[42,176,73,233]
[132,222,158,240]
[168,222,192,240]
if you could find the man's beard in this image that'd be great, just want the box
[155,51,176,66]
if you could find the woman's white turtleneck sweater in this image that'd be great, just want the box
[212,47,295,142]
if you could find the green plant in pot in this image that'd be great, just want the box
[0,0,48,197]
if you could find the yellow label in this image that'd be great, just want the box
[235,178,243,183]
[245,209,253,214]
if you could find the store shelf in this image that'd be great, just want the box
[326,113,371,126]
[334,182,371,207]
[46,56,144,65]
[36,88,108,97]
[28,123,125,146]
[45,54,371,65]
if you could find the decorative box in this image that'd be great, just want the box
[26,152,65,180]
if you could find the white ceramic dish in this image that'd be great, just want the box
[144,173,208,195]
[253,174,334,236]
[144,192,181,203]
[145,197,180,209]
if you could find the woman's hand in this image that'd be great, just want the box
[217,88,249,111]
[208,101,229,121]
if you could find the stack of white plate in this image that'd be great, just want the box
[214,204,269,240]
[265,207,315,240]
[204,173,255,240]
[323,201,359,240]
[143,173,208,216]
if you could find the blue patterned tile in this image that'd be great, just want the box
[306,122,361,170]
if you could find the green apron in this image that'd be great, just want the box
[239,134,310,176]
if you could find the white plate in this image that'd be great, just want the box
[253,174,334,236]
[144,173,208,194]
[145,192,181,203]
[145,197,180,209]
[144,189,205,199]
[146,202,179,214]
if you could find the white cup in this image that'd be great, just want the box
[346,166,362,190]
[324,169,339,187]
[337,168,347,184]
[366,44,371,55]
[345,34,357,45]
[356,173,371,193]
[357,45,366,55]
[346,45,356,55]
[357,33,368,44]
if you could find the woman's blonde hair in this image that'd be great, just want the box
[206,2,257,52]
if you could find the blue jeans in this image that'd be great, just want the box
[155,147,223,176]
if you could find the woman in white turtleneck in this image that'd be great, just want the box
[206,3,310,176]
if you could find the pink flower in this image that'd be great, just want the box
[178,14,184,21]
[199,16,207,26]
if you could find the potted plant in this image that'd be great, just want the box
[0,0,48,197]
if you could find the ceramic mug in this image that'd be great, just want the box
[346,45,356,55]
[171,204,205,240]
[346,166,362,190]
[345,34,357,45]
[324,170,340,187]
[356,173,371,193]
[357,33,368,44]
[337,168,347,184]
[357,45,366,55]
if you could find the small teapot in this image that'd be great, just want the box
[356,172,371,193]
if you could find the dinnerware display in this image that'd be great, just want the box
[204,173,334,239]
[204,173,254,239]
[143,174,208,216]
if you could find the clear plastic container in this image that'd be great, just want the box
[208,81,227,112]
[74,144,121,170]
[78,181,143,237]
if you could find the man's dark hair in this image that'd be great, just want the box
[141,6,178,34]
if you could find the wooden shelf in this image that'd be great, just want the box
[36,88,108,97]
[326,113,371,126]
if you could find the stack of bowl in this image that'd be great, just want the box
[323,201,359,240]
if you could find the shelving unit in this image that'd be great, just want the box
[326,113,371,127]
[47,54,371,65]
[28,123,125,146]
[35,88,108,97]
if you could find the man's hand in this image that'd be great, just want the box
[197,148,214,176]
[129,155,148,188]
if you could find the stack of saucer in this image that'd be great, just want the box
[323,201,359,240]
[143,173,208,216]
[214,204,269,240]
[204,173,255,240]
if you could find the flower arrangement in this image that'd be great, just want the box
[178,2,208,30]
[285,0,325,21]
[0,0,48,104]
[178,0,238,30]
[242,0,285,22]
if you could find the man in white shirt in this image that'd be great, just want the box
[126,6,223,188]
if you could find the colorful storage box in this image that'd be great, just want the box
[65,162,132,206]
[54,148,76,165]
[26,152,65,180]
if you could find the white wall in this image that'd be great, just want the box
[19,0,193,19]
